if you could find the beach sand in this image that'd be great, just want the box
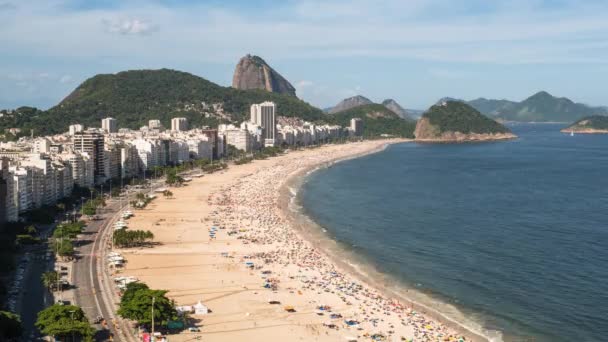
[116,140,481,342]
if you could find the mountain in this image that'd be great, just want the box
[328,95,373,114]
[561,115,608,134]
[414,101,515,142]
[232,54,296,96]
[0,69,323,136]
[470,91,608,122]
[328,103,415,138]
[467,98,517,116]
[436,97,465,105]
[381,99,413,120]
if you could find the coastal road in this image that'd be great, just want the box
[73,198,125,341]
[73,181,164,342]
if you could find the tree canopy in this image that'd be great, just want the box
[118,284,177,327]
[0,69,325,137]
[35,304,94,341]
[423,101,510,134]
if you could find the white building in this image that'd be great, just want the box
[148,120,163,130]
[120,144,140,179]
[102,117,118,133]
[33,138,52,153]
[350,118,363,136]
[10,166,33,214]
[171,117,188,132]
[73,130,105,184]
[133,139,161,170]
[187,139,213,160]
[219,125,254,153]
[250,102,276,147]
[69,124,84,136]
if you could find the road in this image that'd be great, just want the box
[73,181,164,342]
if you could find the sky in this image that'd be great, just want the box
[1,0,608,110]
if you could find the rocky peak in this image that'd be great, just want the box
[381,99,411,120]
[232,54,296,96]
[328,95,373,114]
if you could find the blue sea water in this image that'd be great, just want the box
[299,124,608,341]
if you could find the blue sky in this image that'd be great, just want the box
[1,0,608,110]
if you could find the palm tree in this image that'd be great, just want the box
[41,271,59,291]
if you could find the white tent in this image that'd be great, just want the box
[194,301,209,315]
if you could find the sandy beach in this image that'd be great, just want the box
[116,139,481,342]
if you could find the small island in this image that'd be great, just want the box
[561,115,608,134]
[414,101,517,142]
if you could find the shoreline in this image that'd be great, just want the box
[118,139,492,342]
[560,128,608,134]
[278,143,492,342]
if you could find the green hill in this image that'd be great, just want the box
[327,103,416,138]
[562,115,608,132]
[0,69,324,136]
[415,101,513,141]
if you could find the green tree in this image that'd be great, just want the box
[118,287,177,327]
[41,271,60,291]
[35,305,94,341]
[53,239,75,259]
[113,229,155,248]
[121,282,150,304]
[0,311,22,341]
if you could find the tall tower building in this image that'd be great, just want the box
[350,118,363,136]
[73,130,105,184]
[250,101,276,147]
[101,117,118,133]
[171,117,188,132]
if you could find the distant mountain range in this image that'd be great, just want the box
[326,96,413,120]
[441,91,608,123]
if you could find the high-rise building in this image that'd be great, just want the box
[0,159,8,227]
[101,117,118,133]
[250,102,276,147]
[200,129,219,159]
[171,117,188,132]
[73,130,105,184]
[350,118,363,136]
[68,124,84,136]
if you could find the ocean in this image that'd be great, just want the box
[298,123,608,341]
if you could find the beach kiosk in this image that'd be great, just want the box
[194,301,209,315]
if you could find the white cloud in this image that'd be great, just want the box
[102,18,158,35]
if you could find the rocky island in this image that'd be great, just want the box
[414,101,517,142]
[561,115,608,134]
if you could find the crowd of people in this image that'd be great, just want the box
[204,143,471,342]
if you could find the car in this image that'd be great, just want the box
[188,327,200,332]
